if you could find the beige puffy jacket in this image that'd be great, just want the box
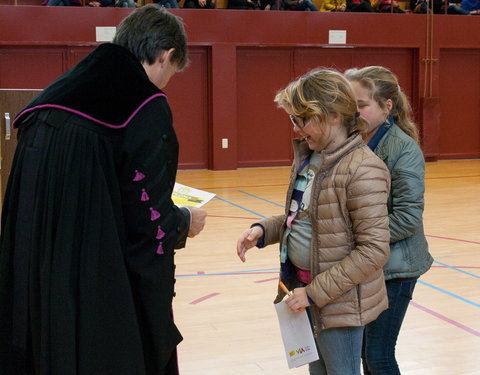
[258,133,391,335]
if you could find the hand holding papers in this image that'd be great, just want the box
[279,281,304,312]
[172,183,213,238]
[172,183,215,208]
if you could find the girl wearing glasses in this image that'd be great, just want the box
[345,66,433,375]
[237,69,391,375]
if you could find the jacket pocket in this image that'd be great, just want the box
[384,241,410,274]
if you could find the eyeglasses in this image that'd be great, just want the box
[289,114,307,129]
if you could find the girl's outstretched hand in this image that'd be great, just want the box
[236,226,264,262]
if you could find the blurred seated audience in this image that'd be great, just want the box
[45,0,81,6]
[284,0,319,10]
[412,0,478,13]
[346,0,375,11]
[460,0,480,12]
[320,0,346,11]
[259,0,285,9]
[88,0,136,6]
[183,0,215,7]
[154,0,180,7]
[227,0,259,8]
[371,0,405,11]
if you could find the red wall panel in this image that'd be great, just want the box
[294,48,354,77]
[439,49,480,159]
[67,47,95,70]
[0,48,65,89]
[237,48,294,167]
[168,47,210,169]
[353,48,419,133]
[238,47,417,168]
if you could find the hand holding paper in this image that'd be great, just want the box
[284,286,310,313]
[187,206,207,238]
[172,183,212,237]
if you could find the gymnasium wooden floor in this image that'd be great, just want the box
[173,159,480,375]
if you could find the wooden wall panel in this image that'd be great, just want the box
[293,47,417,118]
[353,48,416,106]
[294,48,353,77]
[439,49,480,159]
[0,90,42,201]
[67,47,95,70]
[168,47,210,169]
[236,49,294,168]
[0,48,65,89]
[354,48,419,133]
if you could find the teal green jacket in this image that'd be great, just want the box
[373,122,433,280]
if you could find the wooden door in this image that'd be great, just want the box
[0,89,41,204]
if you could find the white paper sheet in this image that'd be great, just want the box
[274,301,319,369]
[172,183,215,208]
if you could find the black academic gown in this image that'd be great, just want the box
[0,44,189,375]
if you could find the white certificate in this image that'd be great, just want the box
[274,301,319,369]
[172,183,215,208]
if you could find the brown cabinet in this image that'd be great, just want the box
[0,89,41,205]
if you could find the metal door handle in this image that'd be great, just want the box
[5,113,11,140]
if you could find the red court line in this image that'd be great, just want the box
[208,214,261,220]
[197,183,288,190]
[189,293,220,305]
[432,265,480,269]
[410,301,480,337]
[177,271,279,277]
[426,234,480,245]
[425,175,480,180]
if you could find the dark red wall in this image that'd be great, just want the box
[0,7,479,169]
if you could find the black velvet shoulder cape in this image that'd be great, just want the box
[14,43,164,129]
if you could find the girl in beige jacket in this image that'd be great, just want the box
[237,69,391,375]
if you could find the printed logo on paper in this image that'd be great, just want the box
[289,345,313,357]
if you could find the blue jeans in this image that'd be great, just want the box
[298,0,318,10]
[156,0,179,7]
[308,323,364,375]
[362,278,417,375]
[115,0,136,6]
[296,277,363,375]
[47,0,71,5]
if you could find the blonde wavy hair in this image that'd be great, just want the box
[344,66,419,143]
[274,69,369,136]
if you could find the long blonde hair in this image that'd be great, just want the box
[274,69,369,135]
[344,66,419,143]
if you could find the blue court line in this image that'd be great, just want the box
[213,197,257,201]
[418,280,480,309]
[177,267,280,278]
[237,190,285,208]
[211,189,283,196]
[433,260,480,279]
[214,195,265,218]
[214,193,480,309]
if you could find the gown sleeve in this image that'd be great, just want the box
[115,96,187,366]
[118,96,190,260]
